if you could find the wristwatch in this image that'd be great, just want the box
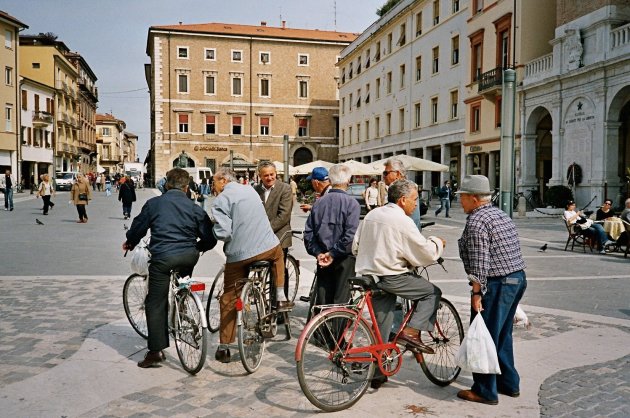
[471,291,483,296]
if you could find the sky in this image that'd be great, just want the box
[8,0,385,161]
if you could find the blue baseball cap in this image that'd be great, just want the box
[306,167,329,181]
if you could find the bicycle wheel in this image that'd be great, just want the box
[237,280,266,373]
[173,290,208,375]
[296,310,376,412]
[122,273,148,339]
[419,298,464,386]
[284,254,300,303]
[205,268,224,333]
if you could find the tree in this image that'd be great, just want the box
[377,0,403,17]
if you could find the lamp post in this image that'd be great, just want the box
[283,134,289,183]
[499,68,516,217]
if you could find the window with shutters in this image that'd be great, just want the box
[21,90,27,110]
[178,114,189,133]
[205,114,216,134]
[232,116,242,135]
[260,117,270,136]
[177,74,188,94]
[298,118,308,137]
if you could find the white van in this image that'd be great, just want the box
[183,167,213,185]
[55,172,79,191]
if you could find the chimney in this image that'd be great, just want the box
[260,21,267,26]
[282,20,286,29]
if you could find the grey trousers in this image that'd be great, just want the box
[373,272,442,339]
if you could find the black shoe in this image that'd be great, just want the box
[498,389,520,398]
[215,348,231,363]
[137,350,165,368]
[370,375,388,389]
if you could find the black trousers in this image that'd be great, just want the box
[146,250,199,351]
[310,256,355,319]
[76,204,87,221]
[42,195,53,214]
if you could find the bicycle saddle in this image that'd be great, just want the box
[249,260,271,269]
[348,276,379,290]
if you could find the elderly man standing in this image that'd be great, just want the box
[353,179,444,389]
[456,175,527,405]
[304,164,359,310]
[210,168,293,363]
[381,158,422,229]
[254,161,293,297]
[299,167,331,212]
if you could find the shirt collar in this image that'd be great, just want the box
[468,202,493,217]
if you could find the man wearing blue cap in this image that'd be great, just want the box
[299,166,331,212]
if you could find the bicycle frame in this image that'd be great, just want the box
[295,287,417,377]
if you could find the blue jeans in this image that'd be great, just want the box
[585,223,608,249]
[435,198,450,217]
[4,188,13,209]
[471,270,527,401]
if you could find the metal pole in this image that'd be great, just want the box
[229,149,234,171]
[283,134,289,183]
[499,69,516,217]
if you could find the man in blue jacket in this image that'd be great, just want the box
[123,168,216,368]
[210,168,293,363]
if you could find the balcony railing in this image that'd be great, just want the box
[32,111,54,125]
[478,66,509,93]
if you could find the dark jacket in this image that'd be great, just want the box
[126,189,216,258]
[118,181,137,205]
[304,188,360,260]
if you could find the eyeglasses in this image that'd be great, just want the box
[382,170,397,176]
[604,202,612,205]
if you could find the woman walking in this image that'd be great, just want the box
[363,178,379,211]
[71,173,92,223]
[37,174,55,215]
[118,176,137,219]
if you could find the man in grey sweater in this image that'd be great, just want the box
[210,168,293,363]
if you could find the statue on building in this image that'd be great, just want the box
[177,150,189,168]
[566,29,583,71]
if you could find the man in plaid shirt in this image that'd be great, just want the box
[456,175,527,406]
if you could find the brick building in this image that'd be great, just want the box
[145,21,357,183]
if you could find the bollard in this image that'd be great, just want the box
[518,195,527,217]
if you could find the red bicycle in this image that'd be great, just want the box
[295,274,463,412]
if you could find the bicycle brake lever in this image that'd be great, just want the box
[437,257,447,272]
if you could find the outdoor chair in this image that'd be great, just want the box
[563,218,594,252]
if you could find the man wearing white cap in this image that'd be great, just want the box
[456,175,527,405]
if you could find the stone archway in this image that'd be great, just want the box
[293,147,313,166]
[608,85,630,201]
[172,156,196,167]
[523,106,553,201]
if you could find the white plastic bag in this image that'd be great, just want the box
[456,314,501,374]
[130,241,150,276]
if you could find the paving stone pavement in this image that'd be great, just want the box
[1,275,629,417]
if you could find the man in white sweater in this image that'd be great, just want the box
[353,179,444,387]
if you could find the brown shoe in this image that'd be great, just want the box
[398,327,435,354]
[457,389,498,405]
[275,300,295,312]
[137,350,165,368]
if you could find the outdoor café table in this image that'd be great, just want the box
[603,217,624,241]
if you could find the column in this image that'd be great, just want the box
[488,151,497,190]
[520,134,538,188]
[548,102,564,186]
[466,154,474,177]
[440,143,451,183]
[423,146,432,189]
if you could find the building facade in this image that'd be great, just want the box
[521,0,630,207]
[463,0,556,190]
[19,35,82,174]
[338,0,469,190]
[19,77,55,183]
[96,113,126,175]
[66,52,98,174]
[0,11,28,179]
[145,21,356,182]
[123,131,138,164]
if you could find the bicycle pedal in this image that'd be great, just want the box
[299,296,310,303]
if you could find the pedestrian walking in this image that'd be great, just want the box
[456,175,527,405]
[118,176,137,219]
[434,180,452,218]
[1,169,15,211]
[198,178,210,209]
[105,175,112,197]
[71,173,92,223]
[99,174,105,192]
[37,174,55,215]
[363,178,379,211]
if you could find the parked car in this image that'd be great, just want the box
[346,183,368,216]
[55,172,78,191]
